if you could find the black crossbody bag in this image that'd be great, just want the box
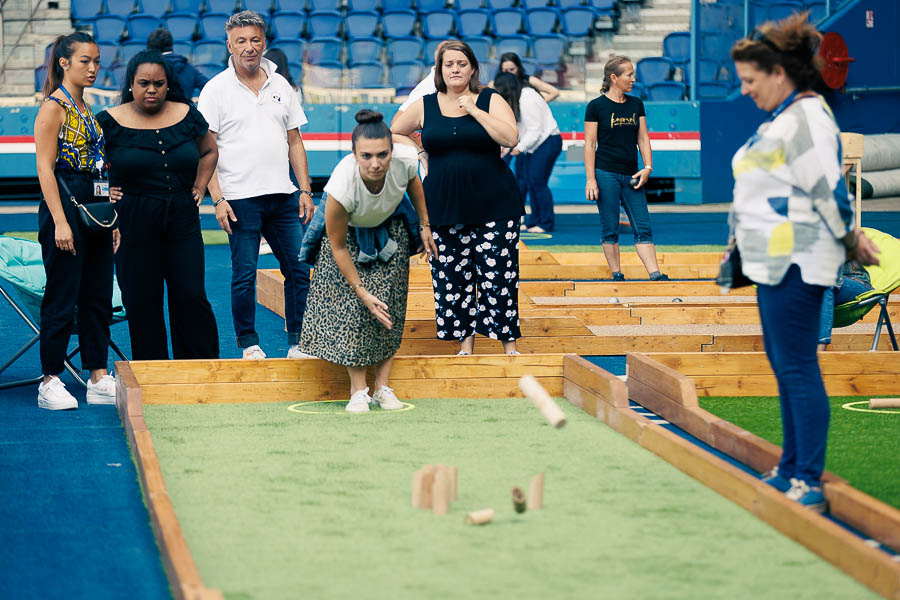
[56,175,118,231]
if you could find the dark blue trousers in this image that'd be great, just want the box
[756,264,829,486]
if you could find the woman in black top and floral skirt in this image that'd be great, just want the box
[96,51,220,360]
[392,40,524,355]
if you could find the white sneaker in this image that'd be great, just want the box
[457,350,470,356]
[287,345,314,359]
[259,238,273,255]
[86,374,117,405]
[37,377,78,410]
[345,387,372,413]
[372,385,403,410]
[242,345,267,360]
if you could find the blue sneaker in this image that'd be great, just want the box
[786,478,827,513]
[611,272,625,281]
[761,466,792,492]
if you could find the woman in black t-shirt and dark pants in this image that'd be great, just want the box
[584,56,667,281]
[97,51,220,360]
[392,41,525,355]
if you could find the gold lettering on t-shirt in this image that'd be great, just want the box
[610,112,637,128]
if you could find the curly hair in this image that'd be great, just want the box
[730,12,823,91]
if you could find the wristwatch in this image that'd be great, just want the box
[299,189,313,197]
[214,197,226,207]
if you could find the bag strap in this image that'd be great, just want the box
[55,173,81,208]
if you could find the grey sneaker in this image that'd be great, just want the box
[287,345,314,358]
[372,385,403,410]
[37,377,78,411]
[86,374,116,405]
[346,387,372,413]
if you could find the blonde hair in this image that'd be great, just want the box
[601,55,632,93]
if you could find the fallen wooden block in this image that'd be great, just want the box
[520,375,567,428]
[464,508,494,525]
[869,398,900,409]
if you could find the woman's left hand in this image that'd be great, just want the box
[850,229,880,266]
[632,168,651,189]
[192,186,205,206]
[112,228,121,254]
[110,186,123,203]
[418,226,439,262]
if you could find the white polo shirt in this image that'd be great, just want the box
[198,57,308,200]
[398,67,437,111]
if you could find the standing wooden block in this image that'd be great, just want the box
[411,464,437,509]
[869,398,900,409]
[437,465,457,502]
[528,472,545,509]
[520,375,567,428]
[432,469,451,515]
[464,508,494,525]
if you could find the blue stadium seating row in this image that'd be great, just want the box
[698,0,827,37]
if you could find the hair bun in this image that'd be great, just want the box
[355,109,384,125]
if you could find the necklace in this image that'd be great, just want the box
[236,68,265,94]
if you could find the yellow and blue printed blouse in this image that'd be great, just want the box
[46,96,105,176]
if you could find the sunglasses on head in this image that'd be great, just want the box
[748,29,781,53]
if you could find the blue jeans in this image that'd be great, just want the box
[757,264,829,486]
[817,276,873,344]
[228,193,310,348]
[522,134,562,231]
[594,168,653,244]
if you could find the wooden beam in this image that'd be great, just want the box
[827,482,900,552]
[626,352,699,407]
[567,281,729,297]
[562,355,629,408]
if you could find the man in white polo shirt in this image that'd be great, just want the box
[199,10,314,360]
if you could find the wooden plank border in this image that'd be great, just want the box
[564,354,900,599]
[115,361,224,600]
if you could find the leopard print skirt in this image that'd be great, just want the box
[299,217,409,367]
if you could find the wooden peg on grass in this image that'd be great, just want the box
[519,375,566,428]
[432,469,452,515]
[869,398,900,409]
[411,465,437,508]
[464,508,494,525]
[528,473,544,510]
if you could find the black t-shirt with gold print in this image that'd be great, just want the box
[584,94,646,176]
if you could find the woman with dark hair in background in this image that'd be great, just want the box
[33,31,118,410]
[300,110,437,412]
[492,52,559,103]
[584,55,667,281]
[96,50,220,360]
[263,48,299,92]
[729,13,879,510]
[392,41,524,356]
[494,72,562,233]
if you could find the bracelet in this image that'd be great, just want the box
[418,150,427,156]
[419,223,431,231]
[299,189,312,197]
[644,166,653,172]
[214,197,226,207]
[351,281,365,292]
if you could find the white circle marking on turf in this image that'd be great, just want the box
[840,401,900,415]
[287,400,416,415]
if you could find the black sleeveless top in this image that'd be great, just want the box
[421,88,524,227]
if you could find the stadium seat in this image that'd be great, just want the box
[348,61,385,87]
[389,60,425,91]
[309,0,342,9]
[171,0,202,12]
[479,60,496,84]
[93,16,126,43]
[635,56,672,84]
[271,11,306,39]
[288,61,303,84]
[486,0,515,9]
[126,14,161,41]
[106,0,137,16]
[243,0,275,13]
[272,38,306,63]
[531,33,565,65]
[206,0,238,13]
[555,0,584,7]
[454,0,483,10]
[382,10,418,38]
[491,8,524,36]
[520,56,537,75]
[164,13,199,42]
[663,31,690,66]
[461,35,492,63]
[382,0,412,10]
[195,62,226,79]
[525,7,558,35]
[457,9,490,37]
[71,0,104,23]
[422,10,457,39]
[696,81,732,98]
[140,0,169,16]
[193,39,228,64]
[306,60,343,87]
[173,40,193,58]
[96,42,120,68]
[346,11,380,39]
[105,63,128,89]
[415,0,446,11]
[767,0,803,21]
[630,81,647,100]
[682,57,721,84]
[275,0,303,8]
[348,0,379,10]
[589,0,615,10]
[348,37,383,63]
[305,36,342,63]
[496,35,530,58]
[199,12,231,39]
[307,10,343,38]
[647,81,685,101]
[34,65,48,92]
[560,7,593,37]
[700,32,734,61]
[520,0,551,8]
[386,36,423,63]
[120,40,146,64]
[423,37,449,63]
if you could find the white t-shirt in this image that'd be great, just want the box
[398,67,437,112]
[198,57,308,200]
[324,144,419,227]
[516,87,560,154]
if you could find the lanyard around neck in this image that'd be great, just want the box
[59,84,99,142]
[746,90,801,148]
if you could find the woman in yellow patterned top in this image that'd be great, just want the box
[33,32,118,411]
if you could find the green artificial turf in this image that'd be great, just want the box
[144,398,874,600]
[537,244,726,253]
[700,396,900,510]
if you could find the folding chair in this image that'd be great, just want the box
[0,236,129,390]
[833,228,900,351]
